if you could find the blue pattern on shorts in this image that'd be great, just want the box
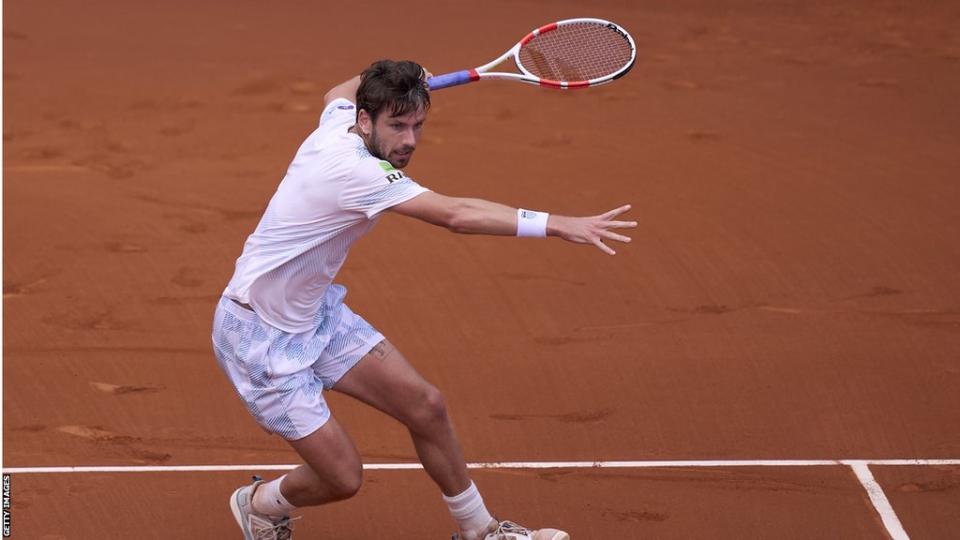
[211,286,383,439]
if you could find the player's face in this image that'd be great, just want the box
[369,106,427,169]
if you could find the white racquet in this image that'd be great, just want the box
[427,18,637,91]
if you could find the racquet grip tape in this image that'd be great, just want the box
[427,69,480,90]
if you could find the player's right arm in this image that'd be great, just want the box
[389,191,637,255]
[324,76,361,106]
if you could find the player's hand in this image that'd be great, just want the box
[549,204,637,255]
[420,66,434,83]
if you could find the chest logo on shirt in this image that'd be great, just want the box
[378,161,405,183]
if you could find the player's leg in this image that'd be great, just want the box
[313,292,568,539]
[331,338,506,538]
[332,339,471,496]
[214,295,365,540]
[229,418,362,540]
[280,415,363,506]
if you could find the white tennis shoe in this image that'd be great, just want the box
[229,476,297,540]
[453,519,570,540]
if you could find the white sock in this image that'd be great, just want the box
[443,481,494,536]
[252,475,298,518]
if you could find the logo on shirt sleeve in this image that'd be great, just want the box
[378,161,405,183]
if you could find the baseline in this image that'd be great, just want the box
[5,458,960,475]
[7,458,957,539]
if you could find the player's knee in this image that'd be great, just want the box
[408,385,450,433]
[324,462,363,502]
[333,467,363,500]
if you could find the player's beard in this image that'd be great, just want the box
[366,127,386,161]
[368,126,413,169]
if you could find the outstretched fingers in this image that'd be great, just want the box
[592,207,637,255]
[591,237,617,255]
[601,229,632,243]
[603,219,638,230]
[600,204,633,221]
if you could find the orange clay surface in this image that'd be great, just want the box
[4,1,960,538]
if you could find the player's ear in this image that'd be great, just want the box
[357,109,373,136]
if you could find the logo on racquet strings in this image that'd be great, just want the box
[606,22,628,40]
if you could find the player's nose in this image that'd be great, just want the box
[401,128,417,147]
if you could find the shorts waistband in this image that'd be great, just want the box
[219,295,259,322]
[231,298,254,311]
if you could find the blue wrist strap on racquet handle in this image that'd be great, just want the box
[427,70,476,90]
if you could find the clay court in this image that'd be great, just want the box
[4,0,960,538]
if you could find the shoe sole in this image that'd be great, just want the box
[229,487,254,540]
[536,532,570,540]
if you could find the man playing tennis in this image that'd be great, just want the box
[213,59,635,540]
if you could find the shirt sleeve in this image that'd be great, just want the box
[341,158,430,219]
[318,98,357,132]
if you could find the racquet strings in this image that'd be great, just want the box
[518,22,633,82]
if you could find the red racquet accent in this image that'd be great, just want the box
[468,69,480,81]
[539,79,591,89]
[536,22,559,35]
[521,22,558,46]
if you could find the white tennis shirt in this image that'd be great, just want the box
[223,98,430,333]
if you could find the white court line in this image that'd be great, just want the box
[3,458,959,474]
[6,458,954,538]
[845,460,910,540]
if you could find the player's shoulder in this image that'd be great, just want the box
[319,98,357,129]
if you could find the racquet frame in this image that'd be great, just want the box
[427,17,637,91]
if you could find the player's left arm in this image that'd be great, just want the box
[390,192,516,234]
[389,191,637,255]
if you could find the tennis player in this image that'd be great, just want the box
[212,59,635,540]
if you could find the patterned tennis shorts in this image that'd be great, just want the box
[212,284,384,440]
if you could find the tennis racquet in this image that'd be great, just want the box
[427,18,637,91]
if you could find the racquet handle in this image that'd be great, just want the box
[427,70,479,91]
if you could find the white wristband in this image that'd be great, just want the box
[516,208,549,238]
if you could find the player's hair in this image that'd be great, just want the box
[357,60,430,122]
